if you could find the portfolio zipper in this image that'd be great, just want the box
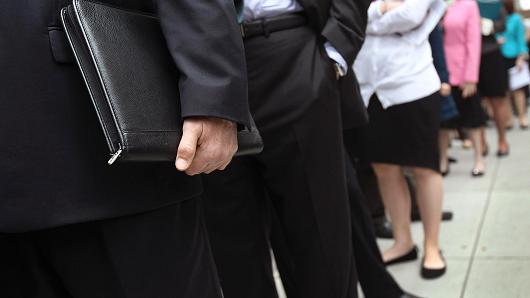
[107,144,123,165]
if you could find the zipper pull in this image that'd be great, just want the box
[107,144,123,165]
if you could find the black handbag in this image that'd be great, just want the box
[61,0,263,165]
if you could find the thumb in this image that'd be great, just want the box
[176,121,202,171]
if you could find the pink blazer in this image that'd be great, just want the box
[443,0,482,85]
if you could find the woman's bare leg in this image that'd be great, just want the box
[439,130,451,173]
[513,90,528,127]
[468,128,485,172]
[411,167,445,269]
[372,163,415,262]
[489,97,510,152]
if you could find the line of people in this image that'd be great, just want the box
[352,0,530,293]
[3,1,529,298]
[439,0,529,178]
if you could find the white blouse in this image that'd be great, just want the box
[353,0,446,108]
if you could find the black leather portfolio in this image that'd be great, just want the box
[61,0,263,165]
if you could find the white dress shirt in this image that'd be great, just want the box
[243,0,348,75]
[353,0,446,108]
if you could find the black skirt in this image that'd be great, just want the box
[441,87,488,129]
[360,93,441,172]
[479,50,508,97]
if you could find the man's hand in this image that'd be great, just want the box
[460,82,477,98]
[440,83,451,97]
[175,117,238,176]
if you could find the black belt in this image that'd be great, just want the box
[241,13,307,39]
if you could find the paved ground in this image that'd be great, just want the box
[380,125,530,298]
[275,125,530,298]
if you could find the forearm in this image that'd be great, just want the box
[399,0,446,46]
[432,52,450,83]
[322,0,370,66]
[430,28,450,83]
[367,0,437,35]
[156,0,251,127]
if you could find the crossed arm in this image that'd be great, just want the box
[366,0,437,35]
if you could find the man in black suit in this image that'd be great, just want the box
[0,0,249,297]
[201,1,371,297]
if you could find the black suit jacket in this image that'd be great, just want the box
[0,0,249,232]
[298,0,371,128]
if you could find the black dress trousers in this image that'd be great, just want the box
[0,198,222,298]
[273,151,405,298]
[343,128,386,219]
[202,26,357,298]
[343,155,405,298]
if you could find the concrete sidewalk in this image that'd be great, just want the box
[380,126,530,298]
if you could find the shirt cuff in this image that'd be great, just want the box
[324,41,347,77]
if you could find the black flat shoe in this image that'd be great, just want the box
[384,246,418,266]
[411,210,453,222]
[471,168,485,177]
[441,163,450,177]
[448,156,458,163]
[497,148,510,157]
[441,211,454,221]
[421,254,447,279]
[441,159,451,177]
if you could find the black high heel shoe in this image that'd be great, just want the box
[384,246,418,266]
[421,253,447,279]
